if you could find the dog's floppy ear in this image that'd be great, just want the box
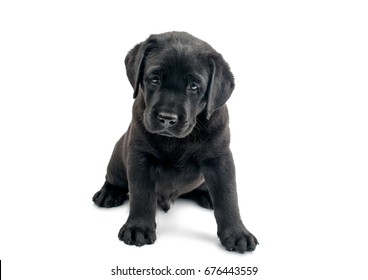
[125,37,158,98]
[206,56,235,119]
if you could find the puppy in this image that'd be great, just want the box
[93,31,258,253]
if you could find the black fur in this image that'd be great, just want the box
[92,31,258,253]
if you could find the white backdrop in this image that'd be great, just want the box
[1,1,367,279]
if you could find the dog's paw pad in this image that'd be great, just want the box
[118,223,156,246]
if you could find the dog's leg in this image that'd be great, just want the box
[118,155,157,246]
[179,182,213,209]
[201,150,258,253]
[92,135,129,208]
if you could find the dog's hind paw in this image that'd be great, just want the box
[179,183,213,209]
[92,181,128,208]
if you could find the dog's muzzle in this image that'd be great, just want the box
[146,113,193,138]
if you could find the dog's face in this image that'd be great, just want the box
[141,50,209,138]
[125,32,235,138]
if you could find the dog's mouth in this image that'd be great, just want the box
[156,126,192,138]
[157,130,176,137]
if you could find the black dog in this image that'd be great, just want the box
[92,32,258,253]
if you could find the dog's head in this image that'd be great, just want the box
[125,32,234,138]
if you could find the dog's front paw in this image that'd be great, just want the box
[219,228,259,254]
[118,222,156,247]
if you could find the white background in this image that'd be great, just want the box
[1,0,367,279]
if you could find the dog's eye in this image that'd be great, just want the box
[150,76,160,85]
[189,83,199,93]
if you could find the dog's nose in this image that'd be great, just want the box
[157,112,178,127]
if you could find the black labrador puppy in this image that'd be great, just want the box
[92,32,258,253]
